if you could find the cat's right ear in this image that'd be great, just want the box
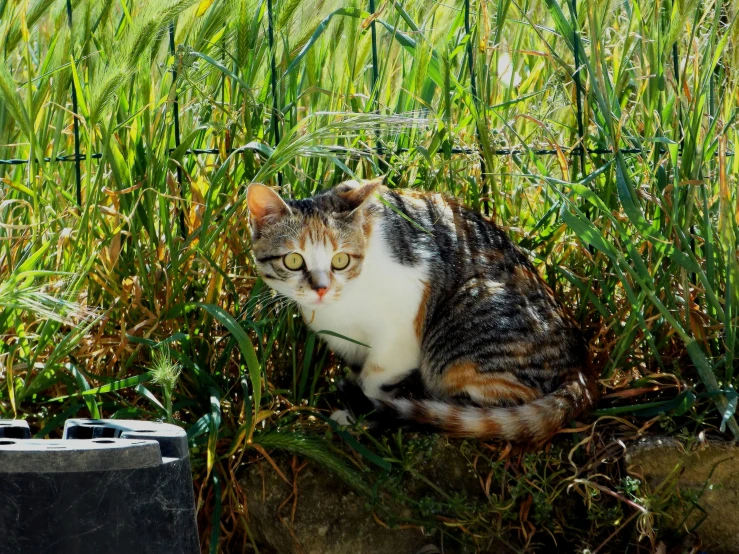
[334,176,383,212]
[247,184,291,226]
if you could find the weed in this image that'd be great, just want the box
[0,0,737,550]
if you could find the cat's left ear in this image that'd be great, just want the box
[335,176,384,211]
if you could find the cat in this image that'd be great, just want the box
[246,178,598,443]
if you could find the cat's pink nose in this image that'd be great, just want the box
[315,287,328,299]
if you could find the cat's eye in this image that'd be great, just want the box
[331,252,350,270]
[283,253,304,270]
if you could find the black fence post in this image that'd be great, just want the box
[464,0,489,215]
[65,0,82,207]
[571,0,586,176]
[369,0,379,96]
[266,0,282,188]
[169,23,187,239]
[369,0,383,158]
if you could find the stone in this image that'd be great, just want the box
[626,436,739,553]
[239,441,483,554]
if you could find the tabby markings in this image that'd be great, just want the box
[440,361,542,404]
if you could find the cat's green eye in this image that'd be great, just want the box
[283,253,304,270]
[331,252,350,270]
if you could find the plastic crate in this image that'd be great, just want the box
[0,419,198,554]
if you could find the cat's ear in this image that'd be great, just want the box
[334,176,384,211]
[247,184,291,225]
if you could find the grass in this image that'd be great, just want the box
[0,0,737,551]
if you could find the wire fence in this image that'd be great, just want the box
[0,145,655,167]
[1,0,733,217]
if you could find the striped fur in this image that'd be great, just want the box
[377,368,598,443]
[247,180,598,444]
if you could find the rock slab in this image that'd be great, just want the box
[240,459,464,554]
[626,437,739,553]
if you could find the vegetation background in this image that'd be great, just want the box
[0,0,737,551]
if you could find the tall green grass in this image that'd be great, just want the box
[0,0,737,550]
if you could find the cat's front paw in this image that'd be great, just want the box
[336,378,376,415]
[330,409,356,426]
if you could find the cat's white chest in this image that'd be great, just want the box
[302,221,428,376]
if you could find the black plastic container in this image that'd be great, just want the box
[0,419,199,554]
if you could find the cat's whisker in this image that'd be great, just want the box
[254,293,298,321]
[249,298,286,319]
[243,290,291,320]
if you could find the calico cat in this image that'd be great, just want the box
[246,178,598,443]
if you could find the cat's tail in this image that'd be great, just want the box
[371,370,598,443]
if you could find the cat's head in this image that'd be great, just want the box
[246,179,381,308]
